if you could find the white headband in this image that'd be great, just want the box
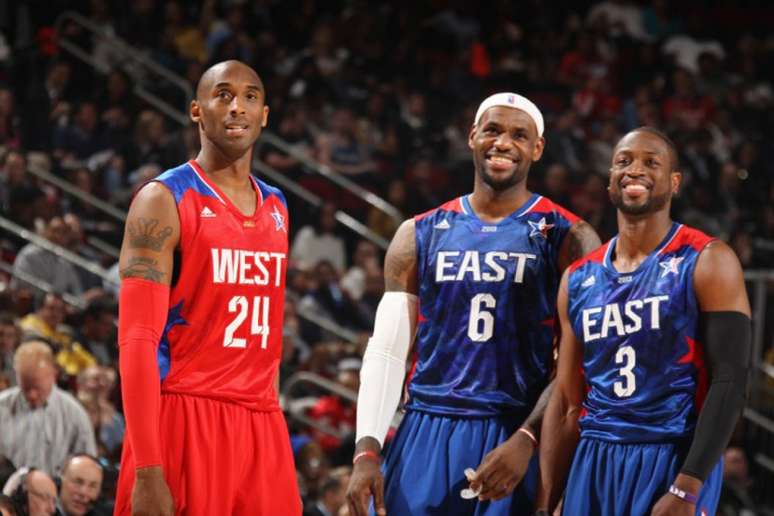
[474,92,544,137]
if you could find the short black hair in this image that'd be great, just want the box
[630,126,680,171]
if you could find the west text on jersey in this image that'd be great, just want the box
[435,251,537,283]
[581,295,668,342]
[211,249,286,286]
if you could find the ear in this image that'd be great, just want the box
[467,124,477,150]
[671,170,682,195]
[262,105,269,128]
[532,136,545,162]
[190,100,200,124]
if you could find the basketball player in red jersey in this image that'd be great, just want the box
[114,60,301,515]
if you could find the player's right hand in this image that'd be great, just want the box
[131,466,175,516]
[346,455,386,516]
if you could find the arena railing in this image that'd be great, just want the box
[281,371,358,439]
[0,216,118,288]
[55,10,400,250]
[0,260,86,309]
[0,213,361,343]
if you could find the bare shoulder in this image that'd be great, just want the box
[694,239,751,315]
[383,219,417,294]
[559,220,602,271]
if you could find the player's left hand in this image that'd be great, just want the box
[469,430,534,501]
[650,493,694,516]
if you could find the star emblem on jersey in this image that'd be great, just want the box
[200,206,216,218]
[659,256,684,278]
[434,219,450,230]
[528,217,554,239]
[270,207,286,232]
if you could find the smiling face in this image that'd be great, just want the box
[608,129,681,217]
[468,107,544,192]
[190,60,269,160]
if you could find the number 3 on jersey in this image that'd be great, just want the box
[468,293,496,342]
[614,345,636,397]
[224,296,270,349]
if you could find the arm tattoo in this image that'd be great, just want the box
[128,218,173,251]
[566,221,602,262]
[384,223,416,292]
[120,256,166,282]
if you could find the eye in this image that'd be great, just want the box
[246,92,258,101]
[217,90,232,100]
[646,159,659,167]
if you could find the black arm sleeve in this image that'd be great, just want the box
[680,311,751,481]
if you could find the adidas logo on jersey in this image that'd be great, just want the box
[434,219,450,230]
[200,206,216,218]
[581,275,595,288]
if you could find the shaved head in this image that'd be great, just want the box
[196,60,264,101]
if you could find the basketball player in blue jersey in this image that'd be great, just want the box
[346,93,600,516]
[537,128,751,516]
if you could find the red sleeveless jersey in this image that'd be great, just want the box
[152,160,289,411]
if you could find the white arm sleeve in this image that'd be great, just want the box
[355,291,418,447]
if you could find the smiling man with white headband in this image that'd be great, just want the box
[346,93,600,515]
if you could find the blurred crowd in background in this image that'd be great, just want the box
[0,0,772,514]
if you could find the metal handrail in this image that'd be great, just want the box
[0,216,117,287]
[55,11,193,126]
[55,9,402,245]
[743,270,774,373]
[261,132,404,224]
[252,159,390,250]
[0,260,86,309]
[282,371,357,438]
[26,164,127,222]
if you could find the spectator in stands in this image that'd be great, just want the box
[62,214,105,293]
[0,342,96,476]
[340,240,379,302]
[316,107,377,180]
[366,179,407,241]
[303,467,350,516]
[261,106,314,181]
[296,440,330,503]
[718,446,760,516]
[353,260,383,328]
[57,454,105,516]
[0,150,46,231]
[76,366,124,459]
[19,292,96,379]
[72,298,115,367]
[0,313,20,387]
[53,101,108,163]
[122,110,169,172]
[3,468,57,516]
[291,202,347,273]
[11,218,83,298]
[307,358,360,452]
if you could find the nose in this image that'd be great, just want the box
[229,95,245,116]
[493,132,513,150]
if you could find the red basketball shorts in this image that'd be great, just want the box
[115,393,302,515]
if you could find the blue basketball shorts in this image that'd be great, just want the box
[562,437,722,516]
[377,410,538,516]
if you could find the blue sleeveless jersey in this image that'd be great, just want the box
[407,193,579,418]
[567,222,715,442]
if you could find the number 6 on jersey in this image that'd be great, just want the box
[468,293,496,342]
[224,295,270,349]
